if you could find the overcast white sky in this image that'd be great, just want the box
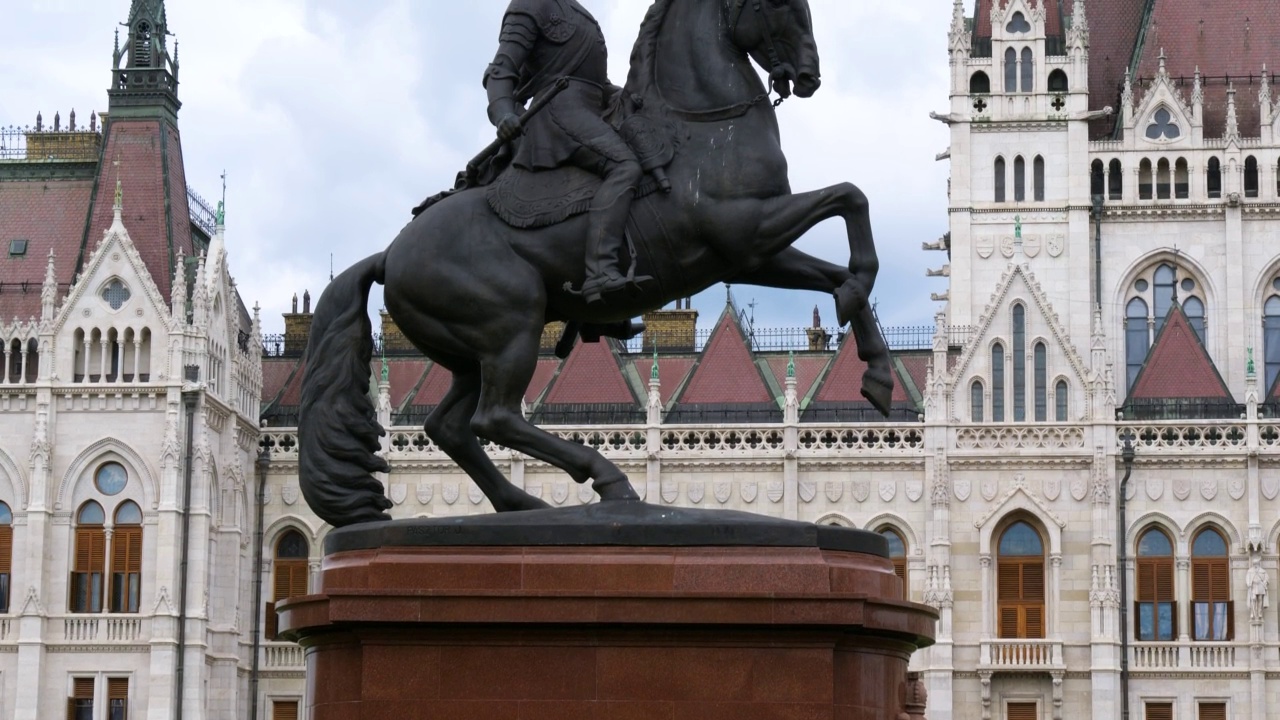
[2,0,955,334]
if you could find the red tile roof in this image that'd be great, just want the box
[630,357,696,404]
[975,0,1067,40]
[542,339,637,405]
[82,119,196,302]
[525,357,561,405]
[385,359,429,410]
[0,178,93,320]
[1133,1,1280,138]
[813,336,909,405]
[1129,302,1233,401]
[897,354,932,401]
[764,354,831,401]
[676,307,773,404]
[410,363,453,407]
[278,359,307,406]
[261,357,301,407]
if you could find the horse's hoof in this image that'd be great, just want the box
[834,279,868,327]
[594,475,641,502]
[861,366,894,417]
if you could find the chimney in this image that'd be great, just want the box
[380,311,415,353]
[283,289,313,355]
[642,302,698,352]
[806,305,831,351]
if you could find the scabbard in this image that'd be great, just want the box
[465,77,572,184]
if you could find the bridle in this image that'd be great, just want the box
[728,0,789,108]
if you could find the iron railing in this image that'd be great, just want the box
[188,186,218,236]
[0,123,101,163]
[1120,399,1246,421]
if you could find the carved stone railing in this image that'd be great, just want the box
[798,426,923,452]
[1117,422,1247,451]
[63,616,99,641]
[1130,642,1241,671]
[105,616,142,642]
[979,639,1062,671]
[955,425,1086,451]
[263,641,305,670]
[58,615,146,643]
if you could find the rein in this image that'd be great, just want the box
[657,0,787,123]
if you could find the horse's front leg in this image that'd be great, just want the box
[726,183,892,414]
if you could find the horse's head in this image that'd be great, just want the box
[727,0,822,99]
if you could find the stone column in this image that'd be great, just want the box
[1176,558,1191,649]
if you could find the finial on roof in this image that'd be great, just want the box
[787,351,796,379]
[1121,68,1134,114]
[1192,67,1203,107]
[1225,83,1240,141]
[381,352,389,383]
[1248,347,1257,377]
[812,305,821,329]
[1261,65,1272,108]
[53,111,60,132]
[215,200,225,227]
[35,111,42,131]
[1157,48,1168,78]
[292,293,298,314]
[69,109,76,132]
[303,289,311,314]
[651,348,660,381]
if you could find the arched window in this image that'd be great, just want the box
[1245,156,1259,198]
[1207,157,1222,198]
[971,380,985,422]
[1091,160,1105,197]
[1047,69,1068,92]
[1264,294,1280,391]
[110,501,142,613]
[1004,48,1018,93]
[1191,528,1231,641]
[1139,159,1153,200]
[1153,264,1176,333]
[0,501,10,613]
[1108,159,1124,200]
[1033,342,1047,422]
[1013,305,1026,422]
[1014,156,1026,202]
[267,529,310,640]
[1183,296,1206,343]
[1136,527,1175,640]
[1156,158,1171,200]
[71,501,106,613]
[970,71,991,94]
[995,157,1007,202]
[992,343,1006,422]
[1020,47,1034,92]
[1054,380,1068,422]
[997,521,1045,639]
[1125,297,1150,392]
[1033,156,1045,201]
[1174,158,1189,199]
[879,527,908,599]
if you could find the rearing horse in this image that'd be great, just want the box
[300,0,892,527]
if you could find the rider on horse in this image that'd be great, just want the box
[485,0,646,305]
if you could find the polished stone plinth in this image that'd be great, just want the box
[279,505,937,720]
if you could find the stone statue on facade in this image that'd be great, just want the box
[300,0,895,527]
[1247,554,1269,620]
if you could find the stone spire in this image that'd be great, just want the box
[948,0,970,56]
[1225,83,1240,142]
[41,250,58,322]
[1261,66,1273,127]
[1121,68,1134,123]
[1068,0,1089,50]
[171,248,188,324]
[111,0,180,118]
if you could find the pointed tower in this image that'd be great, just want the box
[81,0,198,308]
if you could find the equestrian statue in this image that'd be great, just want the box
[300,0,894,527]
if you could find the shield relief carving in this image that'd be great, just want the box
[662,482,678,504]
[799,481,816,504]
[852,480,870,503]
[1042,476,1060,502]
[281,485,298,506]
[879,480,896,502]
[688,481,705,504]
[416,483,433,504]
[953,479,971,502]
[767,481,784,503]
[714,482,732,504]
[905,479,923,503]
[825,481,843,503]
[442,482,459,505]
[741,481,758,503]
[389,484,407,506]
[551,482,569,505]
[468,484,484,505]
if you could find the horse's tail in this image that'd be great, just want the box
[298,252,393,528]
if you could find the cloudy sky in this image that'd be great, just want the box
[2,0,955,334]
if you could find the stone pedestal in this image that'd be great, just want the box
[279,505,937,720]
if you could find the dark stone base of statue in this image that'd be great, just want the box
[278,504,936,719]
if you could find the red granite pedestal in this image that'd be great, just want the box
[279,543,937,720]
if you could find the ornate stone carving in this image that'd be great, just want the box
[1146,476,1164,500]
[662,481,678,504]
[1173,479,1191,501]
[281,485,298,506]
[577,484,594,504]
[1200,478,1218,501]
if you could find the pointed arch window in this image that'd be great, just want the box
[1191,528,1232,641]
[970,71,991,95]
[1047,69,1068,93]
[1109,159,1124,200]
[71,501,106,613]
[1020,47,1034,93]
[1156,159,1171,200]
[1245,156,1260,198]
[0,501,10,613]
[1033,342,1047,422]
[997,521,1045,639]
[110,501,142,613]
[1054,380,1068,422]
[1091,160,1105,197]
[1012,305,1026,421]
[992,343,1006,422]
[1175,158,1190,199]
[995,157,1007,202]
[1136,527,1176,640]
[1126,264,1209,396]
[1207,157,1222,199]
[879,527,908,599]
[1153,264,1176,333]
[1139,159,1153,200]
[1014,157,1026,202]
[1033,156,1045,201]
[971,380,985,422]
[1125,297,1150,392]
[1004,48,1018,92]
[1264,293,1280,391]
[1183,296,1206,342]
[267,529,310,640]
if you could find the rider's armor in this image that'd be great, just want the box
[485,0,644,304]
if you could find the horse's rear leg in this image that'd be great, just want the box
[472,329,640,502]
[424,366,550,512]
[730,185,893,414]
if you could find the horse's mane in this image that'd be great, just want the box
[624,0,678,98]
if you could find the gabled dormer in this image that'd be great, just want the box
[1123,51,1199,149]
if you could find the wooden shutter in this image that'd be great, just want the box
[1007,702,1038,720]
[273,700,299,720]
[1145,702,1173,720]
[108,677,127,717]
[999,607,1020,639]
[112,527,142,574]
[1024,605,1045,639]
[1022,564,1045,601]
[265,601,278,641]
[998,562,1021,601]
[74,678,94,698]
[1155,561,1174,601]
[274,560,309,602]
[1198,703,1227,720]
[75,528,106,573]
[0,525,11,574]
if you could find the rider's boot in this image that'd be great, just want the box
[581,160,650,304]
[555,319,647,360]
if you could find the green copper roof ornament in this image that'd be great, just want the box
[651,348,659,381]
[215,200,225,226]
[1248,347,1256,376]
[1014,214,1022,240]
[787,351,796,379]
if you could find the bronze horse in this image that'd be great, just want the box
[300,0,892,527]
